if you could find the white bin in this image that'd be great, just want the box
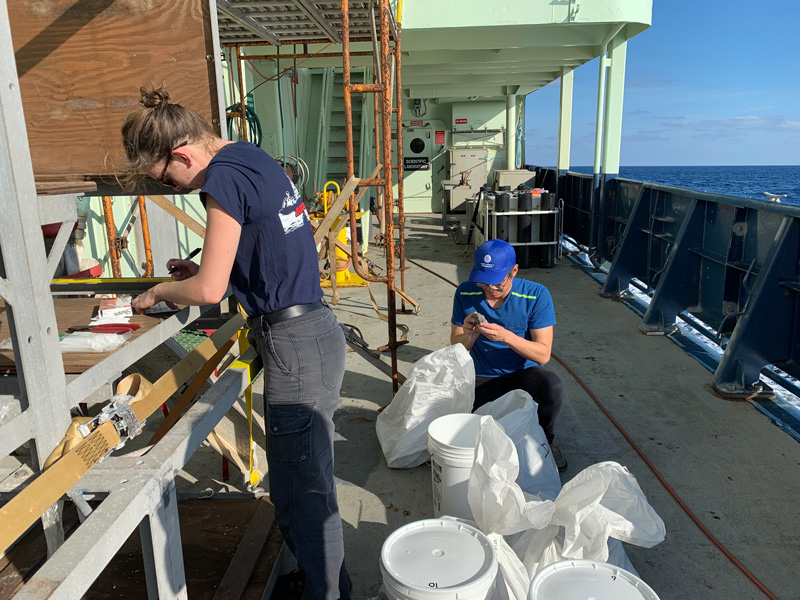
[380,519,498,600]
[427,413,482,520]
[529,560,660,600]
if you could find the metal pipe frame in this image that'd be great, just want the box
[0,2,263,595]
[220,2,407,393]
[235,44,248,141]
[12,367,250,600]
[221,37,375,48]
[242,50,376,61]
[394,22,407,312]
[101,196,122,278]
[137,195,154,277]
[342,0,402,393]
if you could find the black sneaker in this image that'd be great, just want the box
[550,444,568,472]
[272,570,306,600]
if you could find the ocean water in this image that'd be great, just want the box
[565,165,800,206]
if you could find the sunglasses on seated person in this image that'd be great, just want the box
[476,271,512,291]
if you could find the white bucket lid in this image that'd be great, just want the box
[381,519,497,599]
[428,413,482,448]
[529,560,660,600]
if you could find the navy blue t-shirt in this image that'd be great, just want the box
[451,278,556,377]
[201,141,322,316]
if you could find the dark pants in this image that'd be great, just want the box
[473,365,565,444]
[255,306,351,600]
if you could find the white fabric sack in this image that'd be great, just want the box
[376,344,475,468]
[488,533,531,600]
[468,416,556,536]
[510,461,666,577]
[467,417,556,600]
[475,390,561,500]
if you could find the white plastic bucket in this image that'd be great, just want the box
[529,560,661,600]
[380,518,498,600]
[427,413,482,520]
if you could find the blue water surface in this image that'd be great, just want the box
[565,165,800,206]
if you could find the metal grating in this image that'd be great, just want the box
[217,0,377,45]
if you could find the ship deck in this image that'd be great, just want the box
[331,215,800,600]
[1,214,798,600]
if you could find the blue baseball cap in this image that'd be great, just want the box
[469,239,517,285]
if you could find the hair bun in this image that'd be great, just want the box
[139,87,171,109]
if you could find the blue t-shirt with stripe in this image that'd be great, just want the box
[200,141,322,316]
[451,278,556,377]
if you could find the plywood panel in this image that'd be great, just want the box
[9,0,221,180]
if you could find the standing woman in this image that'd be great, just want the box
[121,88,351,600]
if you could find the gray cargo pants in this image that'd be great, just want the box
[253,305,351,600]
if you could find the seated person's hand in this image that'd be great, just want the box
[475,321,509,343]
[463,311,482,333]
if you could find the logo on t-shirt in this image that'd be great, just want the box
[278,182,310,234]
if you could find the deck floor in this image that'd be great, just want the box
[2,214,798,600]
[332,215,800,600]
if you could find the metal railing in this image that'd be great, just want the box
[537,167,800,400]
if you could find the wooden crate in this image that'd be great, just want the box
[9,0,221,180]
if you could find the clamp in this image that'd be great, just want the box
[77,394,146,451]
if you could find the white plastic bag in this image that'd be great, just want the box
[59,331,131,353]
[510,461,666,577]
[467,419,663,598]
[467,417,556,600]
[376,344,475,468]
[468,416,555,536]
[488,533,530,600]
[475,390,561,500]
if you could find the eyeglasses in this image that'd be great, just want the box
[477,272,511,291]
[156,141,188,187]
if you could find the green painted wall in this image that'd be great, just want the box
[401,0,652,29]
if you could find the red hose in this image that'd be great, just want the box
[410,256,781,600]
[552,353,780,600]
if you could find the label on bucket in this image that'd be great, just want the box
[432,458,443,513]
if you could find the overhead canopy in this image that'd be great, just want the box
[216,0,383,45]
[216,0,652,100]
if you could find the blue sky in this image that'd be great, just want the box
[524,0,800,167]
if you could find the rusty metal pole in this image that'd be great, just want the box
[394,28,407,309]
[342,0,400,393]
[373,74,383,229]
[342,0,356,211]
[342,2,387,286]
[370,0,383,230]
[101,196,121,278]
[380,0,399,393]
[137,195,154,277]
[235,45,248,141]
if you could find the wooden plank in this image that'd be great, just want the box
[212,498,276,600]
[8,0,220,178]
[35,181,98,196]
[0,298,179,374]
[147,195,207,238]
[313,176,361,246]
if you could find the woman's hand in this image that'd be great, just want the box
[166,259,199,281]
[132,285,161,313]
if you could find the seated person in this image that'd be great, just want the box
[450,239,567,471]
